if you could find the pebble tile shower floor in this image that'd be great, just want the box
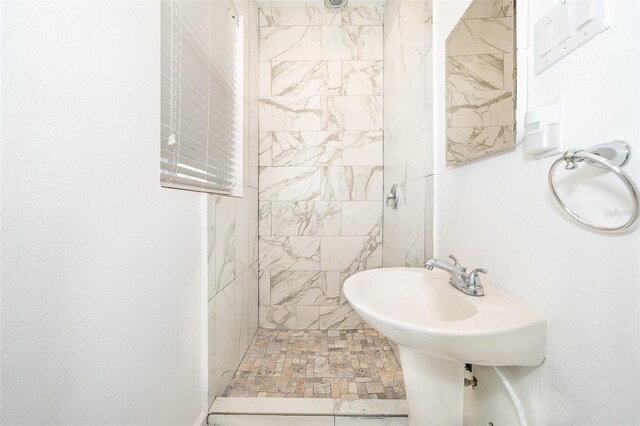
[223,329,406,399]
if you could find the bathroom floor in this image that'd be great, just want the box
[223,329,405,399]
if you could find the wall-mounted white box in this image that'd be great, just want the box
[524,97,564,159]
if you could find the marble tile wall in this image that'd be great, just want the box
[445,0,515,165]
[382,0,434,270]
[258,4,384,330]
[208,0,260,407]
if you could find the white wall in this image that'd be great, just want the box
[1,2,207,424]
[434,0,640,424]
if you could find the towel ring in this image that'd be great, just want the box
[548,142,639,232]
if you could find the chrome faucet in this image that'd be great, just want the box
[424,255,487,296]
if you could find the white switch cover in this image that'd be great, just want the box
[534,0,613,75]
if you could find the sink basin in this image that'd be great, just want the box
[343,267,546,425]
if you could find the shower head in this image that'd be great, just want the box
[324,0,348,9]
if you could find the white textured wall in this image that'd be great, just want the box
[434,0,640,424]
[1,1,207,424]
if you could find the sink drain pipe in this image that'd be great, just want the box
[493,366,528,426]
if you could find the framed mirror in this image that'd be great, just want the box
[445,0,516,166]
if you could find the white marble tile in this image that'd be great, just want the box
[259,305,320,329]
[213,284,236,397]
[258,201,272,236]
[341,6,384,25]
[326,270,341,299]
[271,270,340,306]
[272,61,342,96]
[394,0,433,73]
[258,270,271,305]
[403,178,426,267]
[450,90,513,127]
[342,131,383,166]
[258,6,340,27]
[424,176,434,261]
[259,131,272,166]
[382,186,405,268]
[259,236,321,270]
[235,191,249,274]
[447,17,514,56]
[209,415,334,426]
[446,54,504,92]
[320,235,382,271]
[405,54,433,180]
[323,166,383,201]
[342,61,383,95]
[333,399,408,416]
[260,26,322,61]
[248,262,259,341]
[259,62,271,97]
[259,96,323,131]
[234,270,250,360]
[272,201,341,236]
[318,303,366,329]
[207,195,217,300]
[382,118,406,187]
[248,103,260,189]
[270,131,342,166]
[215,196,236,293]
[321,26,383,61]
[323,96,383,131]
[327,61,343,93]
[341,201,382,236]
[207,298,216,405]
[211,397,334,415]
[247,187,259,264]
[259,166,324,201]
[446,126,513,165]
[384,0,402,35]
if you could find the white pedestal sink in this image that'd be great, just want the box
[343,268,546,426]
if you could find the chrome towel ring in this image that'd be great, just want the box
[548,141,639,232]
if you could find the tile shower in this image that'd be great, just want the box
[210,0,434,405]
[257,5,385,330]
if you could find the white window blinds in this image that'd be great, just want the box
[161,0,243,195]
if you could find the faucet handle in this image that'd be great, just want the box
[466,268,488,289]
[448,255,467,271]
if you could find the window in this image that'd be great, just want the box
[160,0,243,195]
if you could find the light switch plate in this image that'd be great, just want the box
[534,0,613,75]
